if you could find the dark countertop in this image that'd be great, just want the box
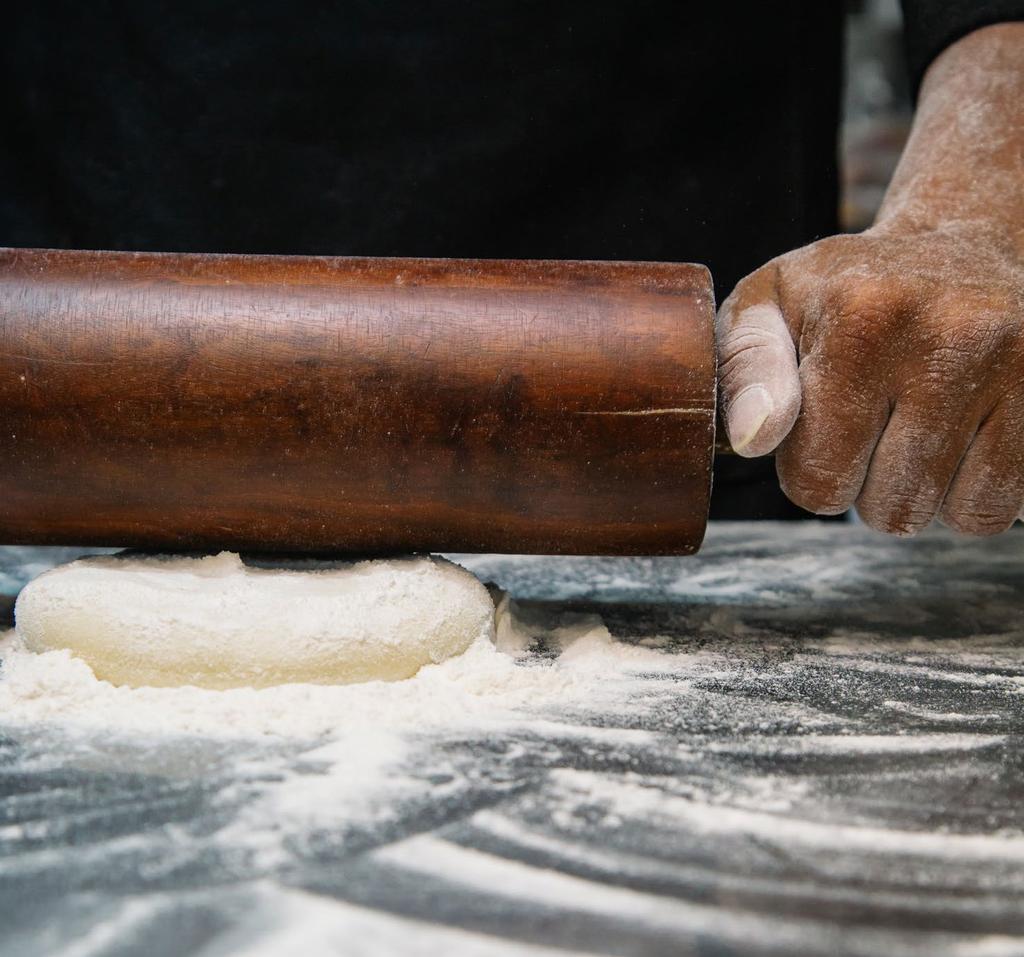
[2,522,1024,957]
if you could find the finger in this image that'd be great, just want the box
[941,402,1024,536]
[717,265,801,457]
[776,351,891,516]
[856,393,977,536]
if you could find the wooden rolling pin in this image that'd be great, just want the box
[0,248,716,555]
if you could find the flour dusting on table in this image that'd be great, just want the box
[3,524,1024,957]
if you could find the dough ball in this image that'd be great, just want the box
[14,552,494,689]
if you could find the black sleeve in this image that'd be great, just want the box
[901,0,1024,97]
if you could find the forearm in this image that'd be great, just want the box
[876,22,1024,251]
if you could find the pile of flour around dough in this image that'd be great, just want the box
[13,552,495,690]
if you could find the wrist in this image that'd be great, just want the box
[871,211,1024,260]
[874,22,1024,254]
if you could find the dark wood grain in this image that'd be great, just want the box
[0,248,716,555]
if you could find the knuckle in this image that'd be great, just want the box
[863,516,920,537]
[941,496,1016,537]
[912,313,1015,379]
[857,498,933,537]
[718,327,791,388]
[823,320,884,364]
[719,266,776,318]
[778,458,854,515]
[834,277,899,322]
[808,281,904,361]
[920,321,995,364]
[721,325,784,361]
[857,479,941,536]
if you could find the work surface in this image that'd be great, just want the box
[2,523,1024,957]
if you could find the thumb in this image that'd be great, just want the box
[716,265,801,457]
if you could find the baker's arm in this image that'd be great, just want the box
[717,21,1024,536]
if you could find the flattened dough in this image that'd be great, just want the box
[14,552,494,689]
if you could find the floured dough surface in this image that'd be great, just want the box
[14,552,495,689]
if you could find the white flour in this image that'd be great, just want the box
[0,595,669,741]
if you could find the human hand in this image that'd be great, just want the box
[717,22,1024,536]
